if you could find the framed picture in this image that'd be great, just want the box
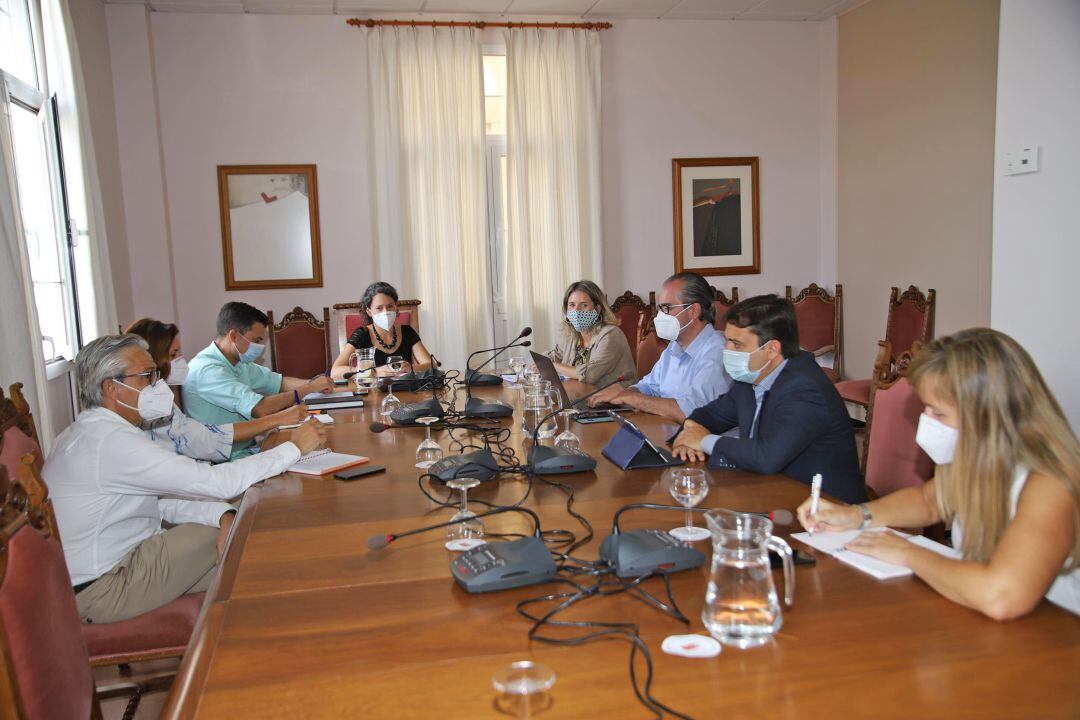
[218,164,323,290]
[672,157,760,276]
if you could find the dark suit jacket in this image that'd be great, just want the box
[687,351,865,504]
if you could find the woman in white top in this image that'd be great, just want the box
[125,318,306,461]
[799,328,1080,620]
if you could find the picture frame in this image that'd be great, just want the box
[218,164,323,290]
[672,157,760,276]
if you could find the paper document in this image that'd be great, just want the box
[278,414,335,429]
[792,529,959,581]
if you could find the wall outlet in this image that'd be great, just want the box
[1003,145,1040,175]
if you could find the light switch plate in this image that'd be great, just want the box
[1003,145,1040,175]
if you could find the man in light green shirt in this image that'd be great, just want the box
[183,302,332,458]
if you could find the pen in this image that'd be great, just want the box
[294,389,300,405]
[809,473,822,534]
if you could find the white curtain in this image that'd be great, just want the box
[504,29,603,355]
[367,27,493,372]
[0,76,54,449]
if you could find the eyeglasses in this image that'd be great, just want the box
[114,370,162,385]
[657,302,692,315]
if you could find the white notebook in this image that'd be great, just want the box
[288,448,369,476]
[792,528,960,580]
[277,414,335,429]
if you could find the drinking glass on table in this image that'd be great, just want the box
[446,478,484,542]
[415,416,443,469]
[666,467,710,541]
[508,351,527,384]
[492,661,556,719]
[379,355,405,416]
[554,409,581,451]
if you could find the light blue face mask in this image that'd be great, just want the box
[236,335,265,363]
[722,342,770,384]
[566,309,600,333]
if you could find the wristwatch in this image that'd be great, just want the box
[856,503,873,530]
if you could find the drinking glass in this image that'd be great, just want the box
[508,350,527,384]
[554,409,581,451]
[415,416,443,469]
[666,467,710,541]
[445,478,484,542]
[492,661,556,719]
[380,355,405,416]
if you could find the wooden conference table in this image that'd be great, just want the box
[162,384,1080,719]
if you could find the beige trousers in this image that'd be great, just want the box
[76,523,218,624]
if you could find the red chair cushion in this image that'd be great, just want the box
[635,334,667,378]
[794,297,836,354]
[83,592,204,664]
[612,306,643,363]
[865,378,934,497]
[836,379,871,407]
[0,525,95,719]
[272,322,329,379]
[888,302,927,357]
[1,425,43,478]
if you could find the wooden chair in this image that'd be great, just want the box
[332,299,422,355]
[0,464,184,719]
[786,283,843,383]
[609,291,649,364]
[711,286,740,329]
[862,340,934,498]
[0,384,42,481]
[837,286,936,410]
[635,299,666,379]
[266,306,332,379]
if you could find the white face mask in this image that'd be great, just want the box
[166,357,189,385]
[373,311,397,332]
[915,413,959,465]
[113,378,174,421]
[654,305,692,343]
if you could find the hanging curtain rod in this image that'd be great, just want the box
[346,18,612,31]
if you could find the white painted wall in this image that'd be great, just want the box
[991,0,1080,428]
[601,19,837,300]
[103,10,837,352]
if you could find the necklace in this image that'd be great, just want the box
[373,324,398,351]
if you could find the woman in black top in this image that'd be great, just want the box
[330,282,434,379]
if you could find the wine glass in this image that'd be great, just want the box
[445,478,484,550]
[380,355,405,416]
[554,409,580,451]
[508,351,527,384]
[492,661,556,719]
[666,467,710,541]
[415,416,443,469]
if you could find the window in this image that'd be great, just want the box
[483,51,510,348]
[4,0,86,362]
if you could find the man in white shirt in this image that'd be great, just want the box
[44,334,325,624]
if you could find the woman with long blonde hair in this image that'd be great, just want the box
[799,328,1080,619]
[547,280,637,388]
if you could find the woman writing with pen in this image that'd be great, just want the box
[799,329,1080,620]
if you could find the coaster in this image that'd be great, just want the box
[661,634,722,659]
[445,538,486,552]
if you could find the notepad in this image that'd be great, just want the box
[288,448,369,476]
[304,395,365,410]
[792,529,960,580]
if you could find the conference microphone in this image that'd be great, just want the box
[464,328,533,418]
[367,505,543,550]
[370,421,445,433]
[368,505,557,593]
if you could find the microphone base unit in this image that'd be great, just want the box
[528,445,598,475]
[429,448,501,484]
[450,537,558,593]
[598,529,706,578]
[464,397,514,419]
[389,399,446,425]
[464,369,504,387]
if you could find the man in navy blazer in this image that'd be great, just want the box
[673,295,865,504]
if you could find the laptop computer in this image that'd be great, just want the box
[529,351,633,415]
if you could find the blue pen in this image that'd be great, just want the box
[294,389,300,405]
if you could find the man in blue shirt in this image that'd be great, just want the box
[587,272,730,422]
[673,294,864,504]
[183,302,332,458]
